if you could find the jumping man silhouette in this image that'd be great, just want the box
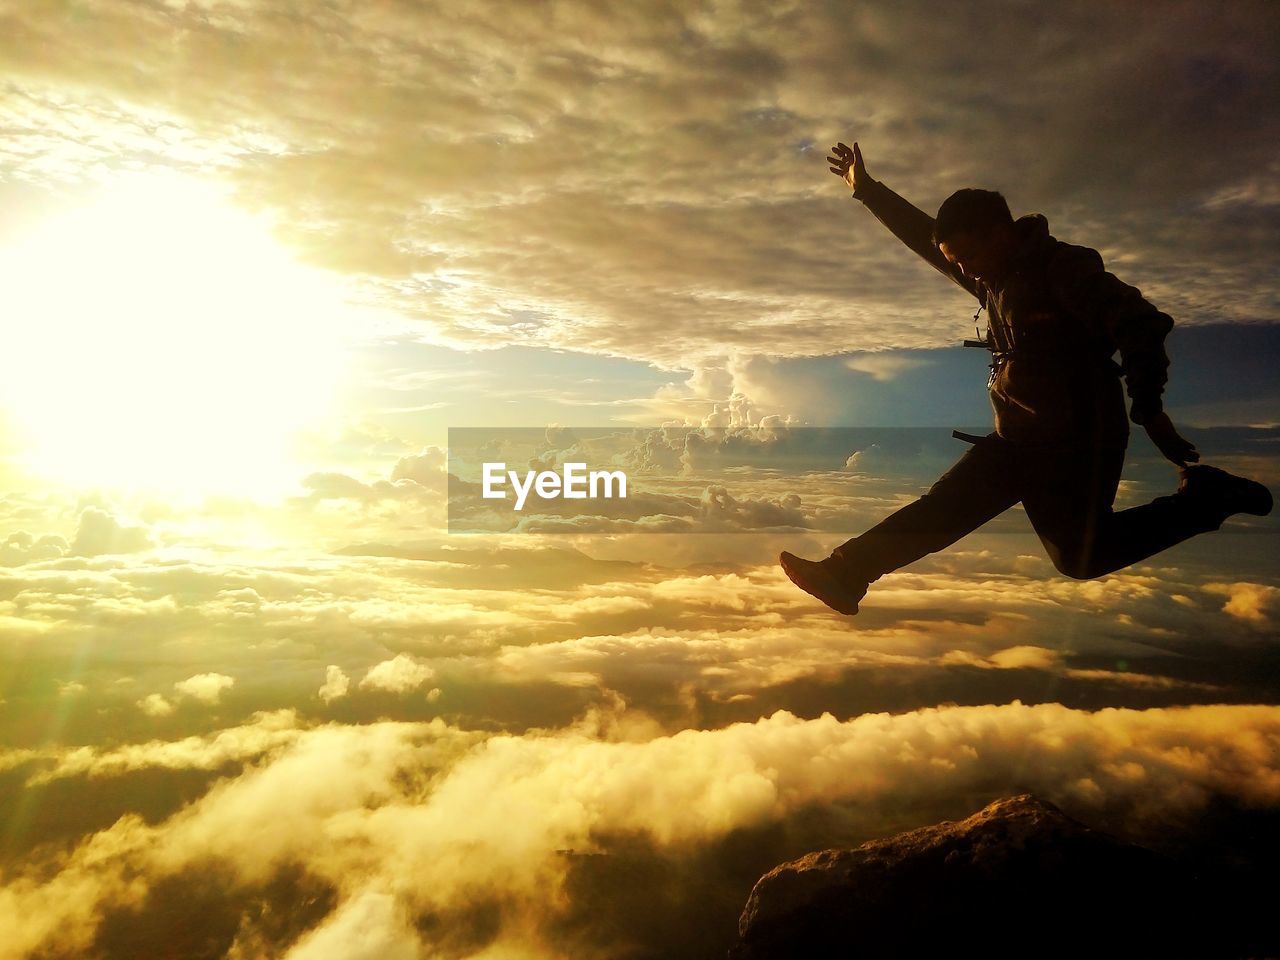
[780,141,1273,616]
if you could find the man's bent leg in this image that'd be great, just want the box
[1022,442,1234,580]
[828,435,1022,583]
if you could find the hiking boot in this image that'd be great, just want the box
[1177,464,1273,520]
[779,551,869,616]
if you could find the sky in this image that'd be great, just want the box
[0,2,1278,958]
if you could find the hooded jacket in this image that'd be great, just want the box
[853,177,1173,446]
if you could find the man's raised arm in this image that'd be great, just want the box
[827,141,979,299]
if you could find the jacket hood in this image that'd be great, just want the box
[1013,213,1055,261]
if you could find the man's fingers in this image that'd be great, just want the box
[1163,438,1199,465]
[829,141,860,184]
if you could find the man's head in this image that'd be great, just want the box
[933,188,1017,283]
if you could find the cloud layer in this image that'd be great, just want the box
[3,699,1279,958]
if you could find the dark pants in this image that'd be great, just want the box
[829,433,1222,582]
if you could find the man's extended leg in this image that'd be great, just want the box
[827,434,1023,583]
[782,436,1022,614]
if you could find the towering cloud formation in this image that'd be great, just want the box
[319,666,351,704]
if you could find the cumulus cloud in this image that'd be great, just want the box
[173,673,235,705]
[360,654,435,694]
[1205,581,1279,624]
[293,472,425,505]
[70,507,152,557]
[137,693,174,717]
[319,665,350,704]
[389,446,447,486]
[0,531,69,566]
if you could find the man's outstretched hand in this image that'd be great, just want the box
[1144,412,1200,466]
[827,141,870,194]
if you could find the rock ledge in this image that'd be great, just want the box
[732,793,1213,959]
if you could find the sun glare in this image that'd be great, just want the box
[0,172,358,500]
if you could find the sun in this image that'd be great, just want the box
[0,171,360,501]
